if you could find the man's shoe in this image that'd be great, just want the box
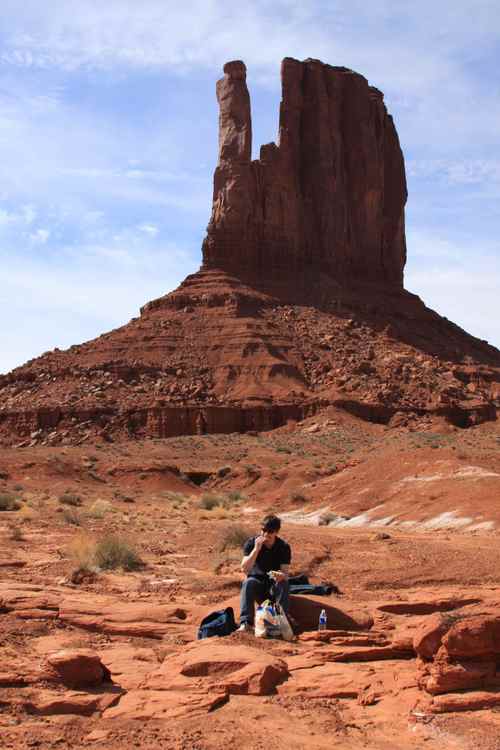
[237,622,253,633]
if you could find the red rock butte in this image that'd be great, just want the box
[202,58,407,287]
[1,58,499,445]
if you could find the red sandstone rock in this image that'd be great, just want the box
[413,613,454,659]
[288,594,373,631]
[429,690,500,714]
[442,615,500,658]
[23,690,119,716]
[46,649,109,688]
[103,688,227,721]
[147,640,288,696]
[423,659,497,695]
[203,59,407,286]
[0,58,498,445]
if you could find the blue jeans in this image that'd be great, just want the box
[239,576,290,625]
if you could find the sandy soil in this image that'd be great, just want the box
[1,413,500,749]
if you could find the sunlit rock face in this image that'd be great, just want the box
[202,58,407,287]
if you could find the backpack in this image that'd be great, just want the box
[197,606,237,640]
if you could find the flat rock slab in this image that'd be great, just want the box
[58,595,190,639]
[22,689,121,716]
[377,596,481,615]
[429,690,500,713]
[279,658,418,703]
[103,688,227,720]
[98,646,159,690]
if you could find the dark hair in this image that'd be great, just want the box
[261,514,281,533]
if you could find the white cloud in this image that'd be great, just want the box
[29,228,50,243]
[138,223,159,237]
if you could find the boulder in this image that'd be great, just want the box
[443,616,500,658]
[147,640,289,696]
[46,649,110,688]
[288,594,373,631]
[413,613,454,659]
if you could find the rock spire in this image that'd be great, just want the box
[202,57,407,286]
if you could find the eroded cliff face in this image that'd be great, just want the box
[202,58,407,286]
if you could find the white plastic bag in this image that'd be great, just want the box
[255,599,281,639]
[255,599,295,640]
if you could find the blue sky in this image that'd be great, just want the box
[1,0,499,374]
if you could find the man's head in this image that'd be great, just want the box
[260,514,281,547]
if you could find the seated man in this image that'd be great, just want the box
[238,514,291,632]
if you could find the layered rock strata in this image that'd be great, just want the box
[0,58,499,444]
[202,58,407,286]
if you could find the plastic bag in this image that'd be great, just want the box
[255,599,295,641]
[276,607,295,642]
[255,599,281,639]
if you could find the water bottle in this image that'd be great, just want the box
[318,609,327,631]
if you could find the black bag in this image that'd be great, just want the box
[197,606,237,640]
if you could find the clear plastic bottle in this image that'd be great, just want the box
[318,609,327,631]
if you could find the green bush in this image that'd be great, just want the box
[0,493,21,511]
[290,490,308,503]
[93,535,143,571]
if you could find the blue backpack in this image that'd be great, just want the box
[197,607,237,639]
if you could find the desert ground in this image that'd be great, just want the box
[1,410,500,749]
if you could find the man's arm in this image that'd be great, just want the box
[240,535,265,575]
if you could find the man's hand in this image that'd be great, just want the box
[271,570,287,583]
[254,534,266,551]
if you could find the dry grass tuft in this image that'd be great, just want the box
[68,532,143,573]
[0,493,21,511]
[219,524,251,552]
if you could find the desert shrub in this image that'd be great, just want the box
[62,508,82,526]
[8,523,24,541]
[87,499,112,518]
[318,511,338,526]
[226,490,244,503]
[161,491,187,504]
[94,535,143,571]
[68,533,143,573]
[198,494,222,510]
[68,533,97,572]
[0,493,21,511]
[219,524,251,551]
[59,493,82,507]
[290,490,308,503]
